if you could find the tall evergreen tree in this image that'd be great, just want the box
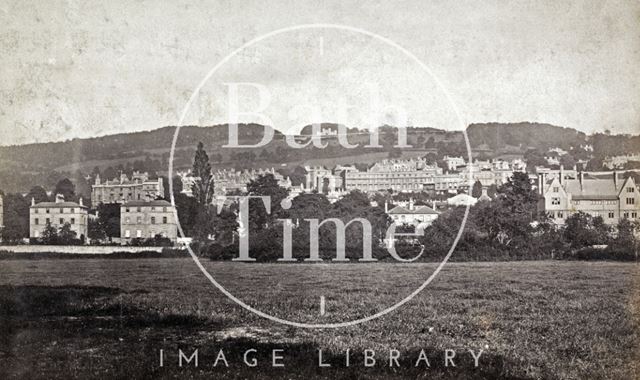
[191,142,215,206]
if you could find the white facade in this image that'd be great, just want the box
[30,194,88,242]
[540,171,639,225]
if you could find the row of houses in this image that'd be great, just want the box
[305,157,526,195]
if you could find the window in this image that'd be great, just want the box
[151,217,156,224]
[553,187,559,193]
[125,217,130,224]
[46,209,50,213]
[59,218,64,224]
[34,209,39,214]
[125,208,130,213]
[137,207,141,212]
[557,212,563,218]
[163,207,167,212]
[628,187,635,193]
[627,198,635,205]
[46,218,50,224]
[163,216,167,224]
[624,212,629,218]
[34,218,39,225]
[633,212,638,218]
[608,212,615,219]
[551,197,561,205]
[70,208,74,213]
[137,216,142,223]
[34,231,39,238]
[136,230,142,238]
[125,230,130,238]
[573,200,581,205]
[70,218,75,224]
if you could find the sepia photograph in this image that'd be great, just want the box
[0,1,639,379]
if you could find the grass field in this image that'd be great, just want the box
[0,258,638,379]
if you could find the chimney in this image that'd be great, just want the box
[384,201,389,213]
[79,197,83,207]
[579,172,584,189]
[559,165,564,186]
[538,174,543,195]
[31,197,35,206]
[409,198,414,211]
[55,194,64,203]
[432,200,437,211]
[95,174,101,185]
[613,170,618,189]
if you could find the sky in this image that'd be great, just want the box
[0,0,638,146]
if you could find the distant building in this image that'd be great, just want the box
[213,168,291,195]
[345,158,443,192]
[91,171,164,207]
[603,153,640,169]
[177,170,197,197]
[443,156,465,171]
[447,193,478,207]
[120,199,177,244]
[424,173,466,193]
[305,166,341,192]
[385,199,439,228]
[540,171,639,225]
[30,194,88,242]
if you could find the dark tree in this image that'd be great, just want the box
[88,218,107,242]
[471,180,483,198]
[1,193,29,243]
[97,203,121,239]
[26,186,49,203]
[53,178,76,202]
[246,174,290,231]
[191,142,215,206]
[58,222,78,245]
[563,212,611,249]
[41,221,58,245]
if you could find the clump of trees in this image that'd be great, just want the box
[30,221,83,245]
[419,172,639,261]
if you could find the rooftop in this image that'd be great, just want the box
[31,201,87,209]
[121,200,173,207]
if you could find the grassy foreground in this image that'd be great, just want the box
[0,258,638,379]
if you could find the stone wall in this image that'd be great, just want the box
[0,245,182,255]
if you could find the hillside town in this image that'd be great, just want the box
[0,138,638,252]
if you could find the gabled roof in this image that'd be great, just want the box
[546,172,634,201]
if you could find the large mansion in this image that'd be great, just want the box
[344,158,443,192]
[540,170,639,225]
[30,194,89,242]
[91,171,164,207]
[120,199,178,244]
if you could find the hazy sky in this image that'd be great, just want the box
[0,0,638,146]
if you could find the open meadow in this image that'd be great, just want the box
[0,258,638,379]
